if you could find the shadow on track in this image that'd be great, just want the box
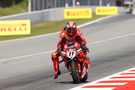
[55,81,90,84]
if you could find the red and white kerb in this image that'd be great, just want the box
[70,67,135,90]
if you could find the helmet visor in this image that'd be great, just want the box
[67,28,74,36]
[67,28,73,33]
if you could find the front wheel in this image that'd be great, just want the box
[70,61,81,83]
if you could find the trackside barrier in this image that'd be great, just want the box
[0,8,64,24]
[0,7,125,24]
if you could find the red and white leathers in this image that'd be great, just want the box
[51,28,90,79]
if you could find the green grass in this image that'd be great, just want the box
[0,0,28,17]
[0,15,106,41]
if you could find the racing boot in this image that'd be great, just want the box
[80,57,90,78]
[52,52,61,79]
[86,56,90,69]
[54,71,61,79]
[53,59,61,79]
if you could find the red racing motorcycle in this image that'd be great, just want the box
[60,45,88,83]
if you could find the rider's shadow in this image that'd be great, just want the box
[55,81,74,84]
[54,71,91,84]
[55,81,90,84]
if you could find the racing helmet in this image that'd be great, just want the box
[66,21,77,37]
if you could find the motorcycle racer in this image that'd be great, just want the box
[51,21,90,79]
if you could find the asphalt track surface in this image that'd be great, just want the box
[0,14,135,90]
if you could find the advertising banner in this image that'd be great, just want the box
[96,7,118,15]
[0,20,31,36]
[64,8,92,19]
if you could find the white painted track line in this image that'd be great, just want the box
[106,78,135,81]
[0,31,135,62]
[0,15,117,62]
[88,83,127,85]
[70,88,115,90]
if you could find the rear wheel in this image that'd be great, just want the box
[70,61,81,83]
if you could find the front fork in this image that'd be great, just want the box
[65,61,80,73]
[66,61,88,79]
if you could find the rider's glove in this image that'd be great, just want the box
[81,44,89,53]
[57,48,62,54]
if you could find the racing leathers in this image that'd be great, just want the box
[51,28,90,79]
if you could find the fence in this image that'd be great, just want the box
[30,0,117,11]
